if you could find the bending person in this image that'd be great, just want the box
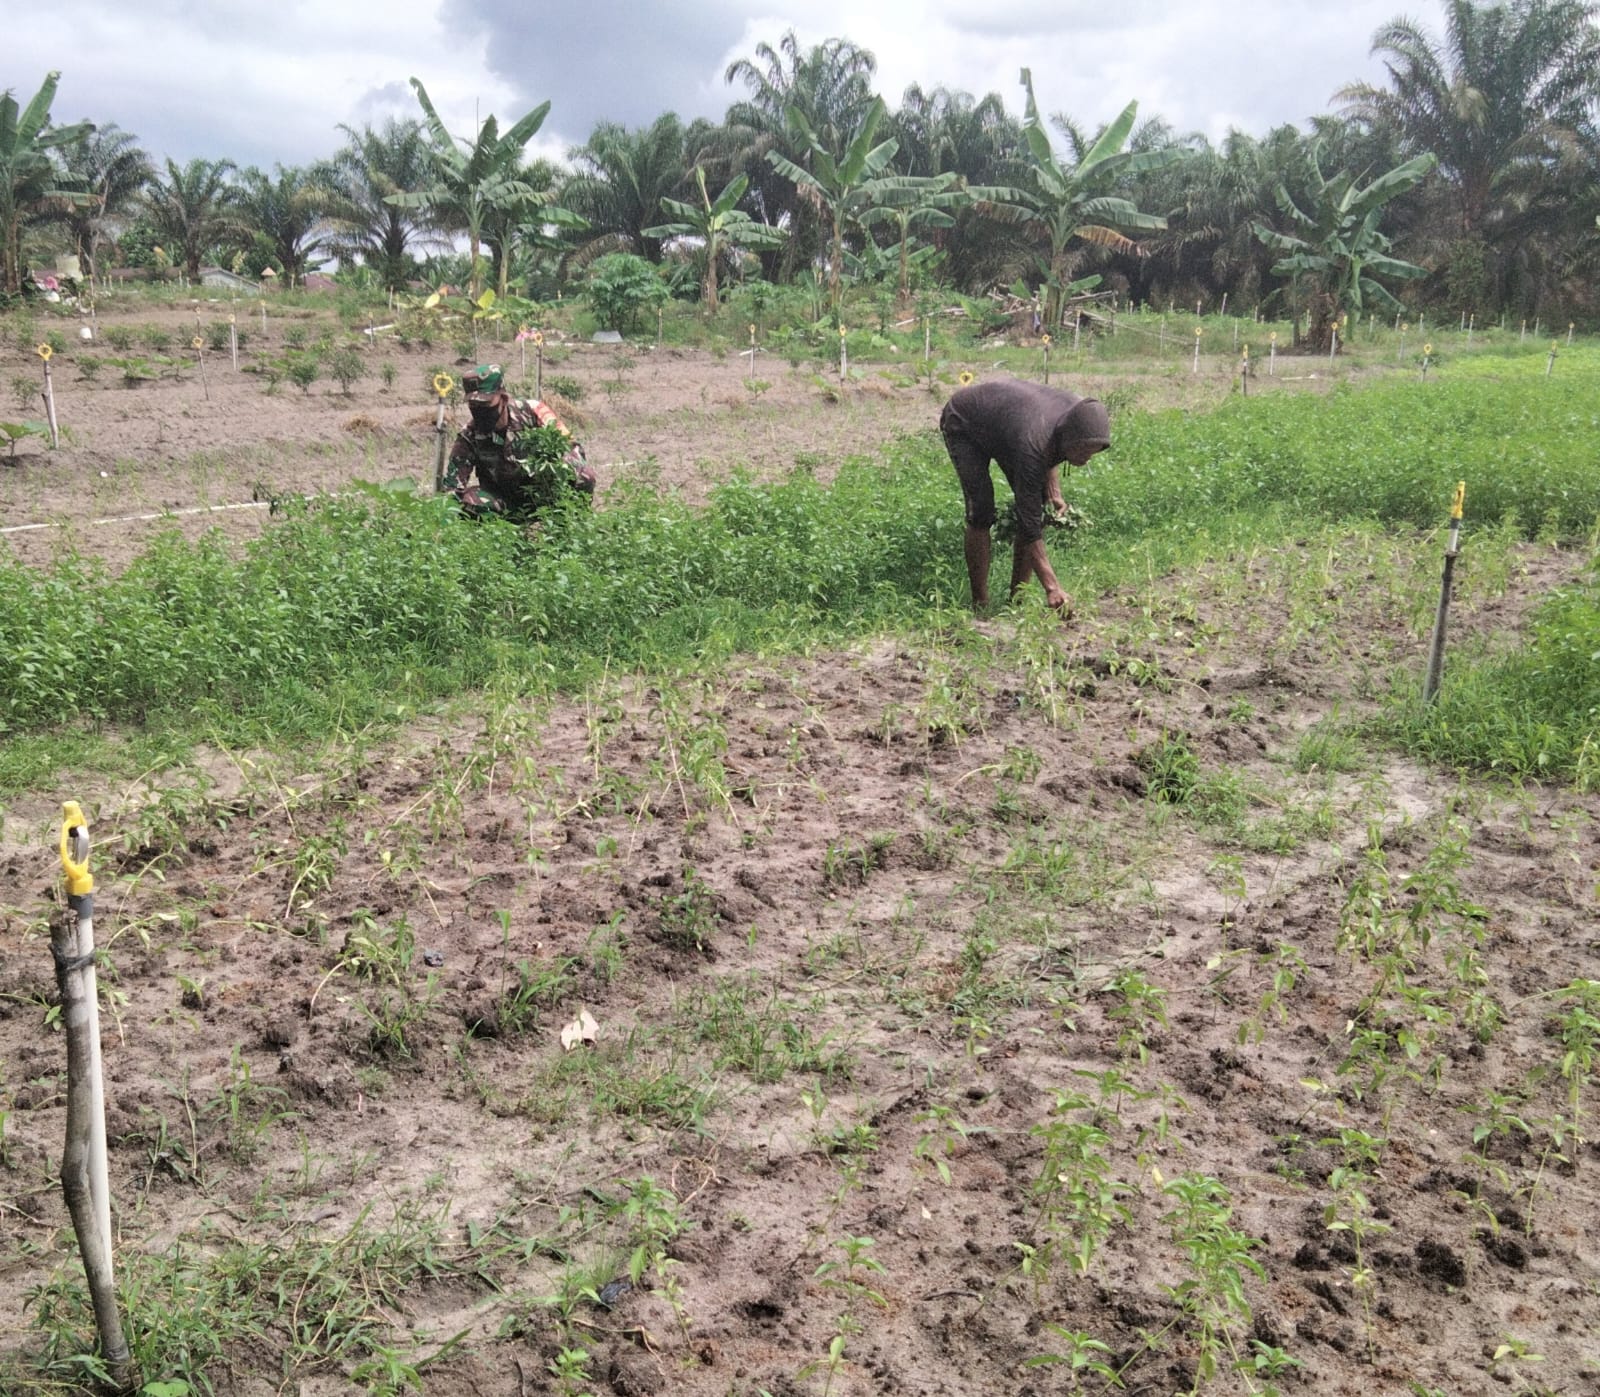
[939,377,1110,613]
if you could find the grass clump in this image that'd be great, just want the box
[1385,567,1600,786]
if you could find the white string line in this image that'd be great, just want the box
[0,499,271,537]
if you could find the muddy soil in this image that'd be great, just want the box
[0,296,1596,1397]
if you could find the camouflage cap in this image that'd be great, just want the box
[474,363,505,394]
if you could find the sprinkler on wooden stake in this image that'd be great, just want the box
[1423,482,1466,702]
[431,372,454,491]
[36,343,59,448]
[52,802,133,1389]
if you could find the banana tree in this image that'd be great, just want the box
[645,168,785,314]
[1253,146,1436,351]
[1,72,93,295]
[975,70,1177,325]
[390,78,554,298]
[858,171,962,299]
[767,97,912,312]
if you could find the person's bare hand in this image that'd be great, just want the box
[1046,586,1071,613]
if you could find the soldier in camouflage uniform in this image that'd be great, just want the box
[443,364,597,521]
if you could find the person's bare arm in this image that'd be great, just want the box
[1045,464,1067,513]
[1011,536,1067,610]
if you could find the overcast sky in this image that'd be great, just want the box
[9,0,1445,170]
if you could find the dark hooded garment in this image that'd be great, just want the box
[940,379,1110,543]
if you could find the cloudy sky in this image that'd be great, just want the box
[9,0,1445,170]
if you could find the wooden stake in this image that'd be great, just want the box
[39,348,60,448]
[839,325,848,381]
[53,804,133,1391]
[1546,342,1557,377]
[1423,483,1466,702]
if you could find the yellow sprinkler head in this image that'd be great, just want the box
[1269,332,1277,343]
[1423,343,1433,356]
[36,343,52,361]
[191,335,204,351]
[1041,333,1051,347]
[748,323,756,337]
[432,372,454,398]
[59,801,93,897]
[1451,481,1466,520]
[958,370,975,386]
[839,325,847,338]
[1195,326,1203,337]
[532,331,544,347]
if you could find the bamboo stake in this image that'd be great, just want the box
[229,315,238,371]
[1041,333,1051,384]
[53,803,133,1390]
[1192,325,1202,374]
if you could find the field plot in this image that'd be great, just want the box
[1,302,1598,1397]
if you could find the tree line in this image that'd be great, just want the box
[5,0,1598,341]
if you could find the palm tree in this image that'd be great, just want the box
[1,72,93,294]
[889,85,1026,292]
[1254,145,1438,349]
[1337,0,1600,308]
[326,118,436,291]
[561,114,692,265]
[766,97,905,311]
[645,168,785,313]
[983,70,1179,324]
[390,77,553,297]
[52,122,150,283]
[141,157,243,280]
[893,85,1017,184]
[723,31,879,279]
[236,164,334,285]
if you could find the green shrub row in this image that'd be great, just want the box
[0,374,1596,765]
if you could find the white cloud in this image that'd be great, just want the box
[5,0,1446,165]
